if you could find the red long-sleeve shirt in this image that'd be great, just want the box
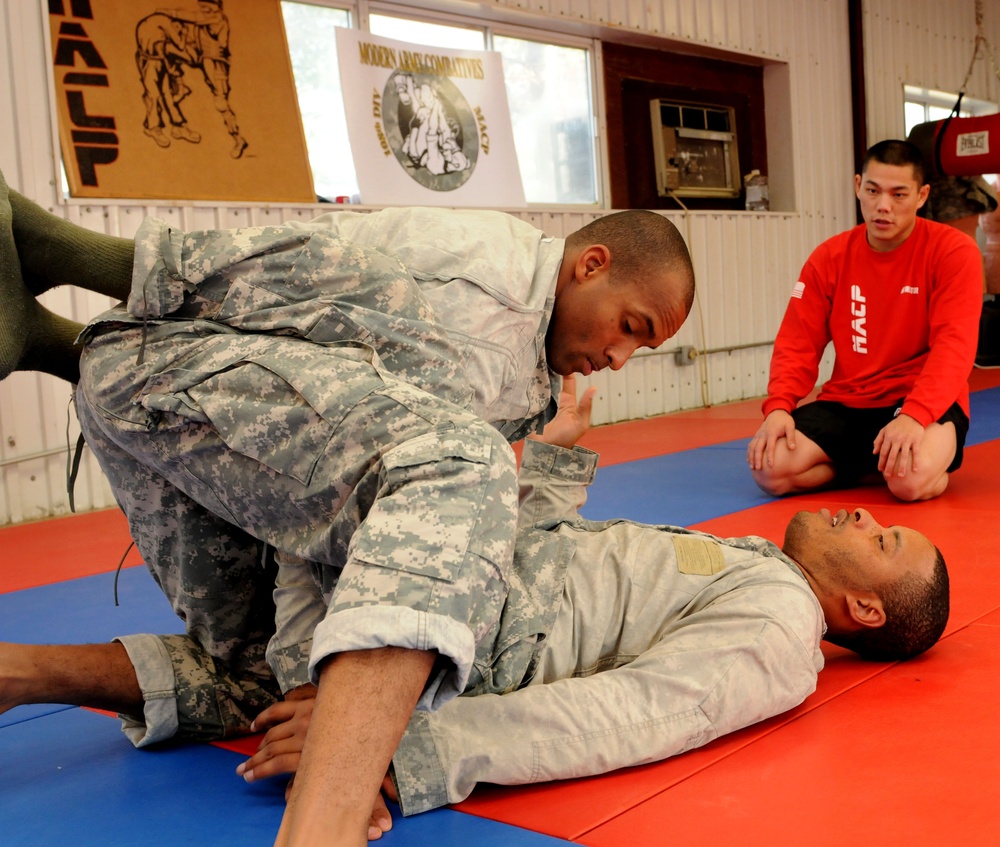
[763,218,983,427]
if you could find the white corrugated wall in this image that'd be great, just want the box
[862,0,1000,141]
[1,0,939,524]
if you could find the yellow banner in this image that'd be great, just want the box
[48,0,313,202]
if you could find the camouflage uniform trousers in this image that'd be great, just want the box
[76,416,284,747]
[76,224,519,745]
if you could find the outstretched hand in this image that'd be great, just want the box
[237,684,396,840]
[532,374,596,449]
[236,684,316,793]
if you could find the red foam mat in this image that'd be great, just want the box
[580,618,1000,846]
[0,507,142,593]
[576,398,760,465]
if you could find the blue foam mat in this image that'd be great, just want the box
[967,384,1000,446]
[0,565,181,644]
[580,441,770,525]
[580,385,1000,525]
[4,708,571,846]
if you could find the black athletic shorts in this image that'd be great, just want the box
[790,399,969,486]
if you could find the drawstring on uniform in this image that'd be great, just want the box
[113,541,136,607]
[65,395,86,513]
[137,307,148,365]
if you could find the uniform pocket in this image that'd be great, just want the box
[349,425,496,584]
[137,337,379,486]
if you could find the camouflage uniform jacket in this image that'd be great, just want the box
[287,207,564,442]
[391,439,827,815]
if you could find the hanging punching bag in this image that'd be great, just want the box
[919,114,1000,177]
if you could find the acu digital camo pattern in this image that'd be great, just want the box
[286,207,563,442]
[129,215,560,442]
[391,439,822,815]
[73,401,286,740]
[128,217,474,412]
[923,174,999,223]
[76,220,526,738]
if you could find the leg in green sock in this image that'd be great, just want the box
[9,189,134,299]
[19,300,85,384]
[1,170,86,382]
[0,169,32,380]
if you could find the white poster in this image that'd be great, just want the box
[336,27,526,207]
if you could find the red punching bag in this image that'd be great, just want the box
[932,113,1000,176]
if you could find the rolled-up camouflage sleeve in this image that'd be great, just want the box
[308,422,520,712]
[517,439,599,528]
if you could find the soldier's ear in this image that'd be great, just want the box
[845,592,885,629]
[576,244,610,283]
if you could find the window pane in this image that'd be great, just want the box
[369,14,485,50]
[903,101,927,135]
[281,2,358,199]
[927,104,955,122]
[493,35,597,204]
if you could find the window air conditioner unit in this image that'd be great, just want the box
[649,99,740,198]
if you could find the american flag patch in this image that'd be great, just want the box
[791,281,806,299]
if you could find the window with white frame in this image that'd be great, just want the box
[280,1,599,205]
[903,84,996,136]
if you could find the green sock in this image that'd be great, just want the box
[0,169,32,380]
[2,169,88,383]
[10,189,134,299]
[19,301,85,384]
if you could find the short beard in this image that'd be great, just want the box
[781,511,812,560]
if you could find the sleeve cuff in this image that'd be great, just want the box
[762,399,794,417]
[899,402,933,428]
[392,710,451,815]
[520,439,598,482]
[308,605,476,712]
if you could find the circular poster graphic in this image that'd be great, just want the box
[381,71,478,191]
